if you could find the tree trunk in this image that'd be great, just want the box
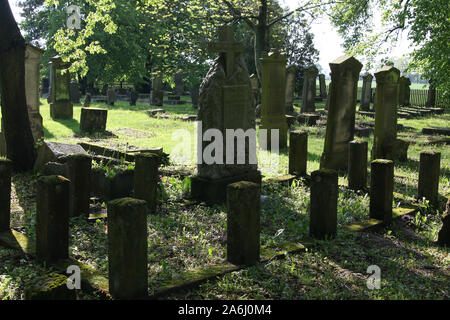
[254,0,269,86]
[0,0,37,171]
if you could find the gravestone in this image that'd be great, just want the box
[40,78,49,98]
[301,66,318,113]
[285,65,297,114]
[36,175,70,263]
[426,79,436,108]
[134,153,159,213]
[438,198,450,246]
[80,108,108,132]
[150,68,163,106]
[0,159,13,231]
[288,131,308,176]
[371,66,409,161]
[370,159,394,223]
[83,92,91,107]
[190,85,200,109]
[348,140,368,190]
[69,82,81,104]
[398,76,411,107]
[250,74,261,108]
[48,55,73,119]
[25,44,45,142]
[319,73,327,99]
[130,91,138,106]
[191,25,261,204]
[174,72,184,96]
[320,56,362,171]
[106,88,115,106]
[260,51,288,149]
[360,73,373,111]
[34,141,88,171]
[418,151,440,208]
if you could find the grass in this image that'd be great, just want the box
[0,96,449,300]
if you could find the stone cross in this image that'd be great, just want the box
[208,25,243,78]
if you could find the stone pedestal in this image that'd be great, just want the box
[48,55,73,119]
[0,159,13,231]
[134,153,159,213]
[108,198,148,299]
[418,151,440,208]
[260,51,288,149]
[369,159,394,223]
[226,181,260,265]
[348,140,367,191]
[320,56,362,171]
[289,131,308,176]
[301,66,318,113]
[310,169,338,239]
[80,108,108,132]
[360,73,373,111]
[36,175,70,263]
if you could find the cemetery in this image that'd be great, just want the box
[0,0,449,302]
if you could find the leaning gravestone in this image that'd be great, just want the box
[285,65,297,114]
[69,82,81,104]
[191,25,261,204]
[48,55,73,119]
[371,66,409,161]
[34,141,88,171]
[25,44,45,142]
[360,73,373,111]
[319,73,327,99]
[301,66,318,113]
[150,68,163,106]
[320,56,362,171]
[260,51,288,149]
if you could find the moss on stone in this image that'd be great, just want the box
[25,273,75,300]
[108,197,146,208]
[38,175,70,185]
[371,159,394,164]
[227,181,259,190]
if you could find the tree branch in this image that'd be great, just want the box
[221,0,255,29]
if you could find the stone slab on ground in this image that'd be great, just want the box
[422,127,450,136]
[34,141,89,171]
[147,109,166,117]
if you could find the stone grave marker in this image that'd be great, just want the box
[83,92,91,107]
[150,68,163,106]
[48,55,73,119]
[285,65,297,114]
[69,81,81,104]
[319,73,327,99]
[40,78,49,98]
[398,76,411,107]
[190,85,200,109]
[134,153,159,213]
[175,72,184,96]
[418,151,440,208]
[301,66,318,113]
[34,141,88,171]
[360,73,373,111]
[288,131,308,176]
[369,159,394,224]
[106,88,115,106]
[80,108,108,132]
[426,79,436,108]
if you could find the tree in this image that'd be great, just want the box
[0,0,37,171]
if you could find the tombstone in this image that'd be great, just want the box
[398,76,411,107]
[285,65,297,114]
[191,25,261,204]
[310,169,338,239]
[134,153,159,213]
[34,141,88,171]
[40,78,49,98]
[107,198,148,299]
[250,74,261,108]
[48,55,73,119]
[319,73,327,99]
[174,72,184,96]
[80,108,108,132]
[226,181,260,265]
[106,88,115,106]
[360,73,373,111]
[260,51,288,149]
[0,159,13,232]
[0,122,6,157]
[369,159,394,223]
[320,56,362,171]
[190,85,200,109]
[60,154,92,217]
[418,151,440,208]
[301,66,318,113]
[288,131,308,176]
[438,198,450,246]
[371,66,407,161]
[69,82,81,104]
[348,140,368,191]
[426,79,436,108]
[150,68,163,106]
[83,92,91,107]
[36,175,70,263]
[25,44,45,141]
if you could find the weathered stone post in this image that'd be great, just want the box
[260,51,288,149]
[36,175,70,263]
[301,66,318,113]
[348,140,368,191]
[285,65,297,114]
[174,71,184,96]
[134,152,159,213]
[0,159,13,231]
[289,131,308,176]
[151,68,163,106]
[369,159,394,223]
[426,79,436,108]
[226,181,260,265]
[61,154,92,217]
[319,73,327,99]
[320,56,363,171]
[360,73,373,111]
[438,198,450,246]
[310,169,338,239]
[418,151,441,208]
[48,55,73,119]
[108,198,148,299]
[398,76,411,107]
[106,88,115,106]
[83,93,91,107]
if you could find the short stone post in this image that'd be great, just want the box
[289,131,308,176]
[369,160,394,223]
[36,175,70,263]
[226,181,260,265]
[310,169,338,239]
[108,198,148,299]
[133,153,159,213]
[418,151,441,208]
[0,159,13,231]
[301,66,318,113]
[348,140,368,191]
[360,73,373,111]
[61,154,92,217]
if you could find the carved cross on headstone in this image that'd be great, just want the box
[208,25,243,78]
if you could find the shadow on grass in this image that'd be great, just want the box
[52,117,81,134]
[88,99,197,115]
